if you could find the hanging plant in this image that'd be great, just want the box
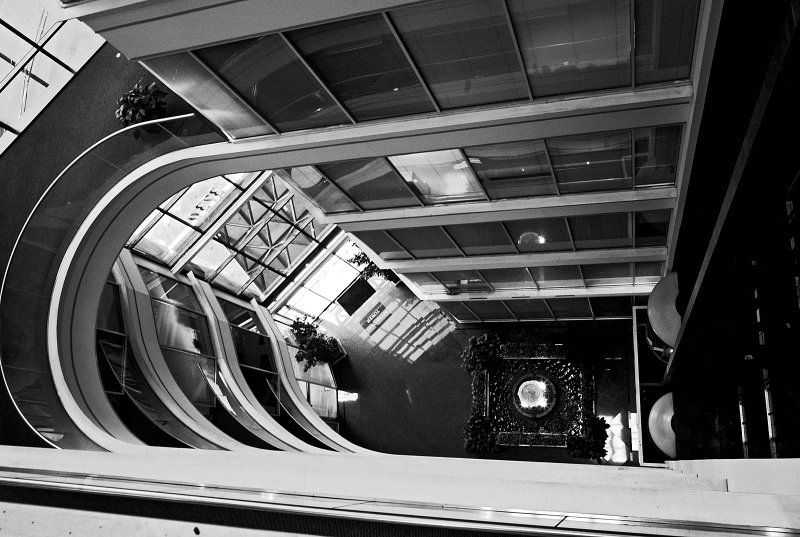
[290,318,341,372]
[115,79,167,128]
[346,251,399,282]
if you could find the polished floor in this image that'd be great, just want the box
[323,277,634,463]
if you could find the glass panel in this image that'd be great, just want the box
[634,125,681,187]
[97,282,125,334]
[505,299,553,319]
[481,267,537,290]
[404,272,448,293]
[138,268,203,312]
[218,298,261,331]
[581,263,633,286]
[291,352,337,387]
[529,265,584,288]
[590,296,632,317]
[635,261,663,283]
[634,0,699,84]
[134,213,200,264]
[549,130,632,193]
[352,230,412,261]
[547,297,592,318]
[42,19,103,71]
[288,14,435,121]
[304,255,360,301]
[280,167,359,213]
[230,324,275,371]
[389,149,484,204]
[389,227,461,258]
[165,176,240,230]
[435,270,491,293]
[151,300,214,357]
[0,1,53,42]
[391,0,528,109]
[464,300,514,320]
[464,140,557,199]
[0,25,30,81]
[505,217,573,252]
[436,301,479,322]
[317,158,418,210]
[308,383,337,419]
[143,53,272,139]
[161,347,216,407]
[444,222,516,255]
[508,0,631,97]
[635,209,670,246]
[195,34,351,131]
[0,53,71,124]
[568,213,632,249]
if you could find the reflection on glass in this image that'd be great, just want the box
[135,214,200,264]
[464,140,557,199]
[481,268,537,290]
[634,210,670,246]
[353,230,413,261]
[505,299,552,319]
[464,300,514,320]
[634,0,699,84]
[230,324,276,371]
[635,261,663,283]
[42,19,103,70]
[549,130,632,193]
[444,222,516,255]
[161,347,216,407]
[529,265,584,288]
[307,383,337,419]
[139,269,203,312]
[547,297,592,318]
[505,218,573,252]
[279,167,358,213]
[196,34,351,131]
[391,0,528,109]
[437,301,479,322]
[581,263,633,286]
[404,272,448,293]
[435,270,491,293]
[568,213,632,250]
[508,0,631,97]
[390,149,484,204]
[634,125,681,187]
[317,158,418,210]
[151,300,214,356]
[389,227,461,258]
[288,14,435,121]
[166,176,239,230]
[0,53,71,123]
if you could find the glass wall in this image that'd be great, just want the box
[438,296,637,322]
[274,125,682,213]
[414,261,662,295]
[0,4,103,154]
[356,210,669,261]
[169,0,698,139]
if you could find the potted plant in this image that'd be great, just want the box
[566,415,610,463]
[463,414,498,455]
[461,333,504,374]
[115,79,168,134]
[346,251,399,283]
[290,318,343,371]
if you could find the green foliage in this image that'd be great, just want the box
[566,415,610,462]
[461,333,504,373]
[346,251,398,282]
[290,318,341,372]
[463,414,498,455]
[115,80,167,128]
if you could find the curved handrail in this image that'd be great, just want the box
[0,113,224,450]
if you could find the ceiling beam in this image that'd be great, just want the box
[419,284,654,302]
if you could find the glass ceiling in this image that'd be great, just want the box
[0,2,103,154]
[355,209,671,261]
[146,0,700,139]
[128,171,332,301]
[439,296,641,322]
[273,125,682,213]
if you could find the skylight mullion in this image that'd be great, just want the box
[460,301,482,322]
[458,149,491,201]
[383,157,426,207]
[542,299,556,320]
[524,267,540,291]
[187,50,280,135]
[501,0,534,101]
[311,165,365,212]
[381,11,441,113]
[542,139,560,196]
[439,226,467,258]
[278,32,357,125]
[500,300,518,321]
[564,216,577,251]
